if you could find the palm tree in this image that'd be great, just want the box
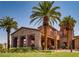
[30,1,61,50]
[0,16,18,50]
[60,16,76,52]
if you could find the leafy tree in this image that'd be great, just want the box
[0,44,3,49]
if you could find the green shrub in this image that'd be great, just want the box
[9,48,17,53]
[39,50,52,53]
[0,47,39,53]
[0,48,7,53]
[0,48,2,51]
[9,47,32,53]
[0,44,2,49]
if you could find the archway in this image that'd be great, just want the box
[13,37,17,47]
[27,35,35,48]
[20,36,26,47]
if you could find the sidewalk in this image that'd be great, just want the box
[52,49,79,52]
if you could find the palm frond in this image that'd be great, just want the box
[52,6,60,11]
[0,16,18,31]
[60,16,76,29]
[52,16,61,22]
[33,17,42,26]
[32,7,42,11]
[30,1,61,26]
[30,17,39,24]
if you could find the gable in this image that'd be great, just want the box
[11,27,40,36]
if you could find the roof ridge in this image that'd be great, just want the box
[11,27,39,35]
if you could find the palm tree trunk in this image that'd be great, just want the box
[70,29,73,52]
[67,30,69,49]
[44,25,48,50]
[6,29,10,50]
[70,40,72,52]
[67,28,73,52]
[43,16,48,50]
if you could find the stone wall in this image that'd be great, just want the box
[11,27,42,49]
[38,25,57,39]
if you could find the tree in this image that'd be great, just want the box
[0,16,18,50]
[60,16,76,52]
[0,44,3,49]
[30,1,61,50]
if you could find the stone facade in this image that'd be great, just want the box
[11,25,79,50]
[11,26,60,50]
[11,27,42,50]
[38,25,60,49]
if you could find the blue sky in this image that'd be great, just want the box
[0,1,79,43]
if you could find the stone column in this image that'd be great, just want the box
[54,31,58,49]
[25,35,28,47]
[60,31,63,49]
[56,39,58,49]
[54,38,57,49]
[17,36,20,48]
[35,33,42,50]
[11,37,14,48]
[10,34,11,48]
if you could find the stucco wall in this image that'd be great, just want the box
[75,37,79,49]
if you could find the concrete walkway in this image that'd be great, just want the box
[52,49,79,52]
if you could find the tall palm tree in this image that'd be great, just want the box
[60,16,76,52]
[0,16,18,50]
[30,1,61,50]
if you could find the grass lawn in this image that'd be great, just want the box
[0,52,79,57]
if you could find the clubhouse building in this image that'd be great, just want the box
[11,25,79,50]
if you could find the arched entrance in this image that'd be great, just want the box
[19,36,26,47]
[27,35,35,48]
[41,36,55,50]
[48,38,55,50]
[13,37,17,47]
